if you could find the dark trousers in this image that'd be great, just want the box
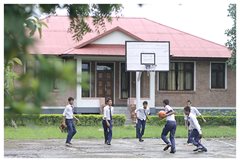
[189,129,206,149]
[66,119,77,143]
[136,119,146,140]
[161,120,177,151]
[187,129,192,143]
[102,120,112,144]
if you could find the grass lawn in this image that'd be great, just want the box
[4,125,236,140]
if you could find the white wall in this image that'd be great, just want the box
[92,31,136,45]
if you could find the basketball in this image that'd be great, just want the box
[158,111,166,119]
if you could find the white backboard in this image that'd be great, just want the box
[126,41,170,71]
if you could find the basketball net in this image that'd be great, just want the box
[145,65,157,76]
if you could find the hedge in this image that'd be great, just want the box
[147,115,236,126]
[172,109,236,116]
[4,114,126,127]
[4,114,235,127]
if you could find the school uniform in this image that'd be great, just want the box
[161,105,177,153]
[102,105,114,145]
[135,106,150,141]
[188,113,207,152]
[184,106,201,143]
[63,104,77,144]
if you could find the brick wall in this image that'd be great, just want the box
[12,59,235,108]
[155,61,236,107]
[42,58,77,106]
[12,58,77,107]
[42,86,76,106]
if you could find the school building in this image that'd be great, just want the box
[26,16,235,114]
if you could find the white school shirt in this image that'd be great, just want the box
[188,113,202,134]
[184,106,201,120]
[135,106,150,121]
[103,105,114,120]
[165,105,175,121]
[63,104,74,119]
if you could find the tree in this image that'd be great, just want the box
[4,4,123,115]
[225,3,236,69]
[4,58,22,101]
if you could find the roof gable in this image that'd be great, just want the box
[75,26,142,48]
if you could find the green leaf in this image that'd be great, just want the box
[38,28,42,38]
[12,57,23,65]
[41,21,48,28]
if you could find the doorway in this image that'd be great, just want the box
[96,63,114,103]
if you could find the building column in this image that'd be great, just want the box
[76,57,82,107]
[136,72,141,109]
[149,72,155,108]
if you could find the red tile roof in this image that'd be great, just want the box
[30,16,231,58]
[65,44,125,56]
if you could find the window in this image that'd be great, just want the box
[120,63,130,99]
[82,62,90,97]
[159,62,194,91]
[211,63,225,89]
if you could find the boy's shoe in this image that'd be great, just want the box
[65,143,71,147]
[107,143,111,145]
[199,147,207,152]
[187,143,193,146]
[170,149,176,154]
[163,144,171,151]
[193,147,200,152]
[139,139,144,142]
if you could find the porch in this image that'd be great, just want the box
[75,56,156,109]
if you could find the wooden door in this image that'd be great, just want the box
[96,63,114,103]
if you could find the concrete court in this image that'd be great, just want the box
[4,138,236,158]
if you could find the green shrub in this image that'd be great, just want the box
[111,114,126,126]
[173,109,236,116]
[4,114,235,127]
[147,115,236,126]
[4,114,126,126]
[200,116,236,126]
[4,114,40,126]
[39,114,62,126]
[76,115,103,126]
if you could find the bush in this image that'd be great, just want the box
[172,109,236,116]
[147,115,236,126]
[4,114,126,127]
[4,114,40,126]
[39,114,62,126]
[75,114,126,126]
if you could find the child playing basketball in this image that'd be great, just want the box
[102,98,114,145]
[184,100,206,145]
[135,101,150,142]
[62,97,79,146]
[161,99,177,154]
[184,106,207,152]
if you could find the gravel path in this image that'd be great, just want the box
[4,138,236,158]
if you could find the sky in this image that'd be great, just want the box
[52,0,236,46]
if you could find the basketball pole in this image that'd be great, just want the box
[136,71,142,109]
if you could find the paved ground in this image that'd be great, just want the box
[4,138,236,158]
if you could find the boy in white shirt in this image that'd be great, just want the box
[135,101,150,142]
[184,100,206,144]
[161,99,177,154]
[102,98,114,145]
[184,106,207,152]
[62,97,79,146]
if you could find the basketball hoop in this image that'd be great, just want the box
[145,64,157,76]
